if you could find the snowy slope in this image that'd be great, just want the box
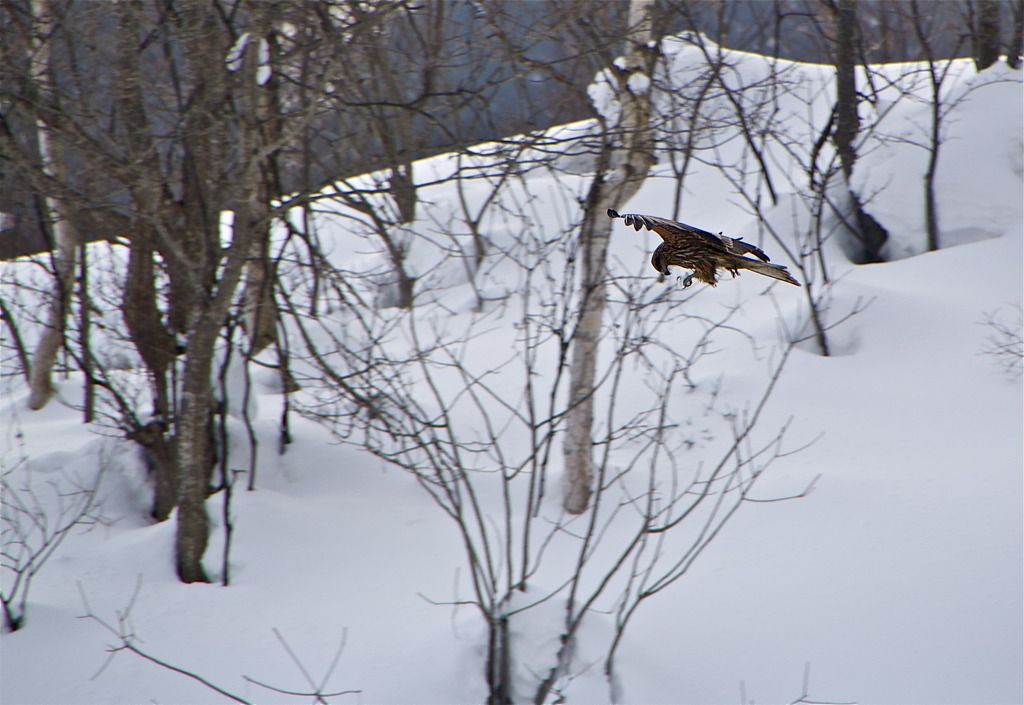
[2,37,1021,705]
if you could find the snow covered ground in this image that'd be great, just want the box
[2,36,1021,705]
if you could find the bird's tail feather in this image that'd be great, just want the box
[742,259,801,286]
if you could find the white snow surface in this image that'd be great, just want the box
[2,37,1022,705]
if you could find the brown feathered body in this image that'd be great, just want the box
[608,209,800,287]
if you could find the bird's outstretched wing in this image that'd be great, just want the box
[608,208,800,287]
[607,209,769,262]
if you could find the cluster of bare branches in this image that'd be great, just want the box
[0,2,838,700]
[979,304,1024,378]
[1,435,107,632]
[0,0,662,589]
[740,661,859,705]
[77,576,360,704]
[288,205,818,701]
[272,16,840,698]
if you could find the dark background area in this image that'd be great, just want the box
[2,0,1019,259]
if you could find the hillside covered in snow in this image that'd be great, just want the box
[2,31,1022,705]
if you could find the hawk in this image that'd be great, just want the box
[608,209,800,288]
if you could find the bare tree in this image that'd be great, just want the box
[286,187,820,702]
[563,0,660,515]
[832,0,859,180]
[821,0,889,263]
[275,26,849,698]
[2,0,321,582]
[910,0,969,251]
[979,304,1024,378]
[971,0,1004,70]
[19,0,81,411]
[2,441,106,632]
[5,0,600,582]
[1009,0,1024,68]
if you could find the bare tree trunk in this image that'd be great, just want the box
[833,0,859,181]
[123,239,180,520]
[389,163,417,224]
[486,614,512,705]
[173,0,272,582]
[1008,0,1023,68]
[911,0,952,252]
[78,244,94,422]
[242,217,276,355]
[0,298,32,384]
[126,418,178,521]
[168,1,231,584]
[974,0,1002,71]
[563,0,658,515]
[112,0,185,522]
[27,213,77,410]
[921,116,941,252]
[174,198,265,582]
[26,0,78,411]
[241,46,282,356]
[174,329,217,583]
[829,0,888,263]
[123,241,177,419]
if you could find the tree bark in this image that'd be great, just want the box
[243,246,277,356]
[123,239,180,520]
[27,212,77,410]
[113,0,185,522]
[26,0,79,411]
[974,0,1002,71]
[911,0,944,252]
[486,615,512,705]
[830,0,888,263]
[174,332,218,583]
[172,0,272,582]
[1008,0,1023,69]
[563,0,658,515]
[833,0,859,181]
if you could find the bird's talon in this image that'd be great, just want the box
[676,274,693,289]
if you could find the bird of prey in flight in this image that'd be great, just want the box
[608,209,800,288]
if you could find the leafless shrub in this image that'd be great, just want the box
[979,304,1024,378]
[2,436,107,632]
[78,577,360,704]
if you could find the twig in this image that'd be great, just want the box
[77,579,251,704]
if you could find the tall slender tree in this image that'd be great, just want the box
[563,0,659,514]
[973,0,1003,71]
[23,0,80,411]
[825,0,888,263]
